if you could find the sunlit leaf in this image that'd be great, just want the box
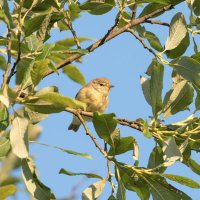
[22,157,56,199]
[164,13,187,51]
[162,137,182,166]
[82,179,106,200]
[63,65,86,85]
[10,117,29,158]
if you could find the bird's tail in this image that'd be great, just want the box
[68,123,80,132]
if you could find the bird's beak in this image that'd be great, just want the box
[109,85,114,89]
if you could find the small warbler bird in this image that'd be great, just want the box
[68,77,114,132]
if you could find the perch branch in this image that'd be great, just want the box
[65,107,143,132]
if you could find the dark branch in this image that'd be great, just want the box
[45,4,173,77]
[127,28,158,57]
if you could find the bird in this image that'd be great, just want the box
[68,77,114,132]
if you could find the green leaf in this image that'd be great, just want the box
[24,14,47,37]
[31,141,92,159]
[108,136,135,156]
[92,113,117,143]
[79,0,115,15]
[82,179,106,200]
[184,158,200,175]
[0,0,14,28]
[162,174,200,188]
[0,55,6,70]
[162,80,194,118]
[36,92,86,110]
[136,0,184,4]
[25,35,43,52]
[164,13,188,51]
[53,37,90,49]
[31,59,50,86]
[0,103,9,131]
[0,184,17,199]
[9,117,29,158]
[22,157,56,200]
[25,108,48,124]
[63,65,86,85]
[108,128,120,153]
[162,137,182,166]
[141,174,192,200]
[15,59,33,86]
[36,43,55,60]
[148,146,166,173]
[0,137,11,157]
[117,164,150,200]
[116,168,126,200]
[145,31,163,52]
[69,2,81,20]
[165,33,190,59]
[25,92,86,114]
[140,76,151,106]
[143,120,152,138]
[170,56,200,91]
[149,59,164,118]
[192,0,200,16]
[139,3,166,18]
[59,168,102,179]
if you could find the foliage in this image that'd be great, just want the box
[0,0,200,199]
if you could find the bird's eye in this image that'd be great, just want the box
[99,83,104,86]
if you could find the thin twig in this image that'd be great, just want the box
[75,111,107,157]
[65,107,143,132]
[127,28,158,57]
[7,32,21,84]
[104,142,115,194]
[1,31,12,97]
[131,3,137,21]
[64,12,81,49]
[144,19,170,27]
[45,4,173,77]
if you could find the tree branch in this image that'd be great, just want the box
[45,4,173,77]
[75,111,107,157]
[1,31,12,97]
[127,28,158,57]
[144,19,170,27]
[65,107,143,132]
[64,12,81,49]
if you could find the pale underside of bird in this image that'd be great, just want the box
[68,77,114,132]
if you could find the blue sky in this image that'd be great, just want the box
[1,1,200,199]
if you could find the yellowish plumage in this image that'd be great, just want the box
[68,77,113,132]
